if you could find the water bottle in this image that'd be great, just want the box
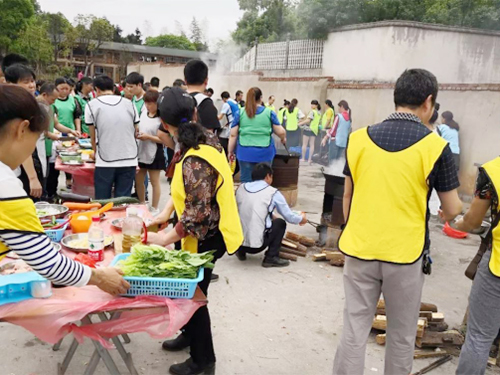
[122,207,144,253]
[88,216,105,262]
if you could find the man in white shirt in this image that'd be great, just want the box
[86,75,139,199]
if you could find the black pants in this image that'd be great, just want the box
[94,166,136,199]
[183,231,226,366]
[239,218,287,259]
[46,158,60,199]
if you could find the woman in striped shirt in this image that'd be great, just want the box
[0,85,129,295]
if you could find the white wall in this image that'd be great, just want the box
[127,63,185,89]
[323,23,500,84]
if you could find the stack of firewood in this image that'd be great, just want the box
[279,232,316,261]
[373,300,464,354]
[311,249,345,267]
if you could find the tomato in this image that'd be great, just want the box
[75,253,97,268]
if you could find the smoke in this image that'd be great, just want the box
[210,39,247,76]
[326,156,346,177]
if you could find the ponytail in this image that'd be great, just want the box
[289,98,298,114]
[338,100,352,123]
[178,121,207,152]
[442,111,459,131]
[245,87,262,118]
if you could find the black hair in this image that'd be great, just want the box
[338,100,352,122]
[442,111,459,131]
[144,89,160,103]
[126,72,144,86]
[144,82,151,91]
[5,64,35,84]
[325,99,333,108]
[184,59,208,85]
[162,85,171,91]
[311,100,321,111]
[235,90,243,98]
[39,82,57,95]
[36,80,45,88]
[67,78,76,87]
[429,103,440,125]
[150,76,160,87]
[173,79,185,87]
[93,75,115,91]
[1,53,28,73]
[206,87,214,94]
[288,98,298,114]
[252,162,273,181]
[394,69,438,109]
[283,99,290,106]
[221,91,230,99]
[0,85,48,135]
[55,77,69,87]
[239,100,245,108]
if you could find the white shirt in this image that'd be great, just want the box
[138,112,161,164]
[36,133,47,177]
[85,95,139,168]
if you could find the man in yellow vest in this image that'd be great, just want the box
[333,69,463,375]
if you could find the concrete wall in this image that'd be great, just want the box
[127,63,185,89]
[323,22,500,84]
[327,86,500,196]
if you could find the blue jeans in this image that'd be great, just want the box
[239,160,273,183]
[94,166,136,199]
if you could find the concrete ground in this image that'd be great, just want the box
[1,164,500,375]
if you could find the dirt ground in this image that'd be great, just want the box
[1,164,500,375]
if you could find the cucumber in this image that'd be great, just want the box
[92,197,140,206]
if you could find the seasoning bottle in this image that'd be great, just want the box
[88,216,104,262]
[122,207,144,253]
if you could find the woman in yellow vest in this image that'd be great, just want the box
[0,85,129,295]
[283,98,305,147]
[146,87,243,375]
[452,157,500,374]
[298,100,322,165]
[278,99,290,126]
[322,100,335,129]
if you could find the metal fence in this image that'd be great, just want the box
[232,39,324,72]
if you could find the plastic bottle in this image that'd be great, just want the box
[122,207,144,253]
[88,216,105,262]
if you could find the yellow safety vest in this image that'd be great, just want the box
[481,158,500,276]
[339,127,448,264]
[322,108,335,129]
[310,109,321,135]
[265,103,276,113]
[286,108,299,131]
[278,108,287,125]
[171,144,243,254]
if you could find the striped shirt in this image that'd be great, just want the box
[0,161,91,286]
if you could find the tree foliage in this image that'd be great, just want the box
[74,14,114,71]
[125,28,143,44]
[145,34,196,50]
[0,0,36,52]
[189,17,208,51]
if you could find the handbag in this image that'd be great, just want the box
[465,213,500,280]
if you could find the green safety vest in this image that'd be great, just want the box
[286,108,299,131]
[75,95,90,134]
[54,97,77,130]
[44,104,55,157]
[239,107,273,148]
[278,108,287,125]
[310,109,321,136]
[322,107,335,129]
[133,96,145,116]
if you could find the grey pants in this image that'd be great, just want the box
[457,251,500,375]
[333,256,425,375]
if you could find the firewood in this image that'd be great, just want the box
[299,236,316,247]
[285,232,301,242]
[416,330,464,348]
[325,251,344,260]
[427,322,449,332]
[279,252,297,261]
[376,334,386,345]
[420,311,433,320]
[280,248,306,257]
[414,350,448,359]
[330,258,345,267]
[416,319,426,338]
[312,253,327,261]
[282,239,307,253]
[431,313,445,322]
[321,248,337,253]
[372,315,387,331]
[376,300,438,315]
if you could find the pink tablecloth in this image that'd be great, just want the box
[55,158,96,197]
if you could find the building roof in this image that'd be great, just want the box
[331,20,500,38]
[99,41,217,61]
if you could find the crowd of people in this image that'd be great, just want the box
[0,50,493,375]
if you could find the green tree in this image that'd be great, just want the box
[0,0,36,53]
[189,17,208,51]
[145,34,196,50]
[113,24,125,43]
[39,12,71,61]
[125,28,143,44]
[11,16,52,73]
[424,0,500,29]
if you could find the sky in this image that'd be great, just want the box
[37,0,243,45]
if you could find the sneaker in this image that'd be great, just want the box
[262,257,290,268]
[169,357,215,375]
[236,250,246,261]
[162,334,191,352]
[210,273,219,282]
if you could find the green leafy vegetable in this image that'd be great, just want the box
[118,244,215,279]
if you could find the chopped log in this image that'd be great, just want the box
[321,248,337,254]
[431,313,445,323]
[299,236,316,247]
[416,319,426,338]
[416,330,464,348]
[285,232,302,242]
[414,350,448,360]
[376,300,438,315]
[280,248,307,257]
[376,334,386,345]
[282,239,308,253]
[427,322,449,332]
[488,357,497,367]
[420,311,433,320]
[372,315,387,331]
[330,258,345,267]
[312,253,327,262]
[325,251,344,261]
[279,252,297,261]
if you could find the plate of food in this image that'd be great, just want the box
[61,234,114,252]
[62,160,84,166]
[0,260,33,275]
[35,203,69,219]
